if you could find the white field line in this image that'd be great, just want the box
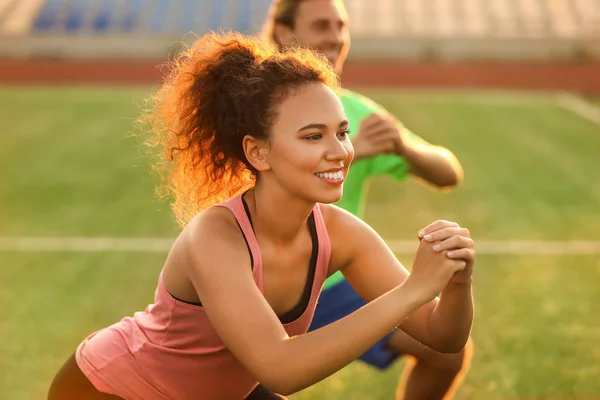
[555,93,600,126]
[387,240,600,255]
[1,237,600,255]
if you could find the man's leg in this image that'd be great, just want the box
[386,330,474,400]
[310,279,473,400]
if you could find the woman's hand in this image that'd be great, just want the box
[418,220,475,285]
[403,220,473,303]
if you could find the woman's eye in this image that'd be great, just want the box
[337,130,350,139]
[305,134,322,140]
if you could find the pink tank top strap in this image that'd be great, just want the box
[216,194,264,289]
[311,203,331,292]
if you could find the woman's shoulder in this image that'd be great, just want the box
[184,205,241,239]
[318,203,370,242]
[175,204,247,260]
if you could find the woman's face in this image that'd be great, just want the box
[263,82,354,204]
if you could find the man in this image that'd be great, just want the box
[262,1,473,399]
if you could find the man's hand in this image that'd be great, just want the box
[353,112,463,188]
[352,113,405,160]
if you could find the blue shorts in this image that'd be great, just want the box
[309,279,399,370]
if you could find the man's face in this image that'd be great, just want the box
[277,0,350,74]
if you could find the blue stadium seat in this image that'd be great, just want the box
[150,0,171,32]
[122,0,144,31]
[208,0,225,31]
[236,0,253,33]
[30,0,288,36]
[248,0,272,32]
[32,0,63,32]
[179,0,199,33]
[93,0,116,32]
[65,0,92,32]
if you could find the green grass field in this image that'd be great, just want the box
[1,87,599,400]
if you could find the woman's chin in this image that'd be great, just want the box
[314,189,343,204]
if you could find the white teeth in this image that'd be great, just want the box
[316,171,343,180]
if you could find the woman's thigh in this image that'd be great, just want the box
[48,353,125,400]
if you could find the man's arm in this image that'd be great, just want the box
[400,129,464,189]
[350,112,463,189]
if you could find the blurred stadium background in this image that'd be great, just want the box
[1,1,599,399]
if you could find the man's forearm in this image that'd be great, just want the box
[402,141,463,188]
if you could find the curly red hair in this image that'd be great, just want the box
[138,32,340,226]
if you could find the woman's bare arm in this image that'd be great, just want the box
[182,207,459,395]
[324,205,474,353]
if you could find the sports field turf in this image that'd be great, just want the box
[1,87,599,399]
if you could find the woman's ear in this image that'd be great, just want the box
[243,135,271,172]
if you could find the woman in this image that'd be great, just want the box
[48,32,475,400]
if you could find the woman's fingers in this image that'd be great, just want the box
[446,248,475,263]
[418,220,460,239]
[422,227,470,243]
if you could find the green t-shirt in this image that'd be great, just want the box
[323,90,411,289]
